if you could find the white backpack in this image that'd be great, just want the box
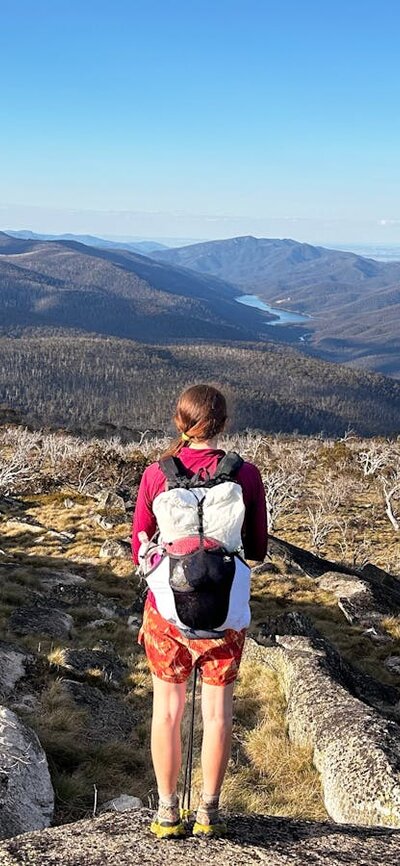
[140,452,251,638]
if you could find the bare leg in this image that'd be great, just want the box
[200,681,234,796]
[150,675,187,798]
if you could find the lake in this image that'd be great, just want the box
[236,294,311,326]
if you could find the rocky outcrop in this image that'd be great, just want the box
[246,626,400,827]
[1,809,399,865]
[268,534,400,609]
[96,490,126,511]
[0,706,54,840]
[267,536,400,639]
[257,611,400,718]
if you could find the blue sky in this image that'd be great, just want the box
[1,0,399,242]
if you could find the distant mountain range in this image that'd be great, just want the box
[1,230,400,436]
[6,229,168,254]
[152,236,400,376]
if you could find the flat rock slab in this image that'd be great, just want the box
[44,583,125,619]
[9,606,74,639]
[38,571,86,590]
[63,681,136,743]
[1,810,399,866]
[0,641,33,698]
[268,535,400,611]
[57,648,127,685]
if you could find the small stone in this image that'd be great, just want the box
[362,627,393,644]
[96,490,126,511]
[384,655,400,675]
[95,515,115,530]
[99,795,143,813]
[99,539,131,559]
[127,614,141,636]
[64,498,74,509]
[47,529,75,542]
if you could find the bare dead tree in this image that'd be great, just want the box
[358,444,390,476]
[261,465,302,532]
[0,454,33,496]
[305,505,337,551]
[378,466,400,532]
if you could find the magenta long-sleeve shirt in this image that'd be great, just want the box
[131,446,268,564]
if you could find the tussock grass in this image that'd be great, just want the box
[382,616,400,640]
[26,682,89,764]
[47,647,67,667]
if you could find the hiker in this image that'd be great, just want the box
[132,384,268,838]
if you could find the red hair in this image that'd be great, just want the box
[162,384,227,458]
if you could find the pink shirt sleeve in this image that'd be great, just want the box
[131,465,160,564]
[238,463,268,561]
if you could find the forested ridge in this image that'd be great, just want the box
[1,332,400,437]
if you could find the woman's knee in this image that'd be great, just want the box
[152,676,187,726]
[201,682,234,726]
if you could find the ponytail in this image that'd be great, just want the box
[161,384,227,459]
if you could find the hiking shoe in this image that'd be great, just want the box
[193,798,227,838]
[150,800,186,840]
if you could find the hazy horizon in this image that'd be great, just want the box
[2,203,400,249]
[3,221,400,262]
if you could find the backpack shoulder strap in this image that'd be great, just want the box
[213,451,243,480]
[158,456,187,489]
[159,451,243,490]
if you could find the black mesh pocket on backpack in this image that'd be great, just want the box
[169,547,235,631]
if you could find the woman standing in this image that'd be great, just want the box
[132,384,267,838]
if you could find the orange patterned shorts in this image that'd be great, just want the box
[138,598,246,686]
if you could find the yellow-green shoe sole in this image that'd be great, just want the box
[192,820,227,838]
[150,819,186,839]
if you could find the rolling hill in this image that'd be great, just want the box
[0,232,262,342]
[152,236,400,376]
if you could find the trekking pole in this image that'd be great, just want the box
[181,662,198,819]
